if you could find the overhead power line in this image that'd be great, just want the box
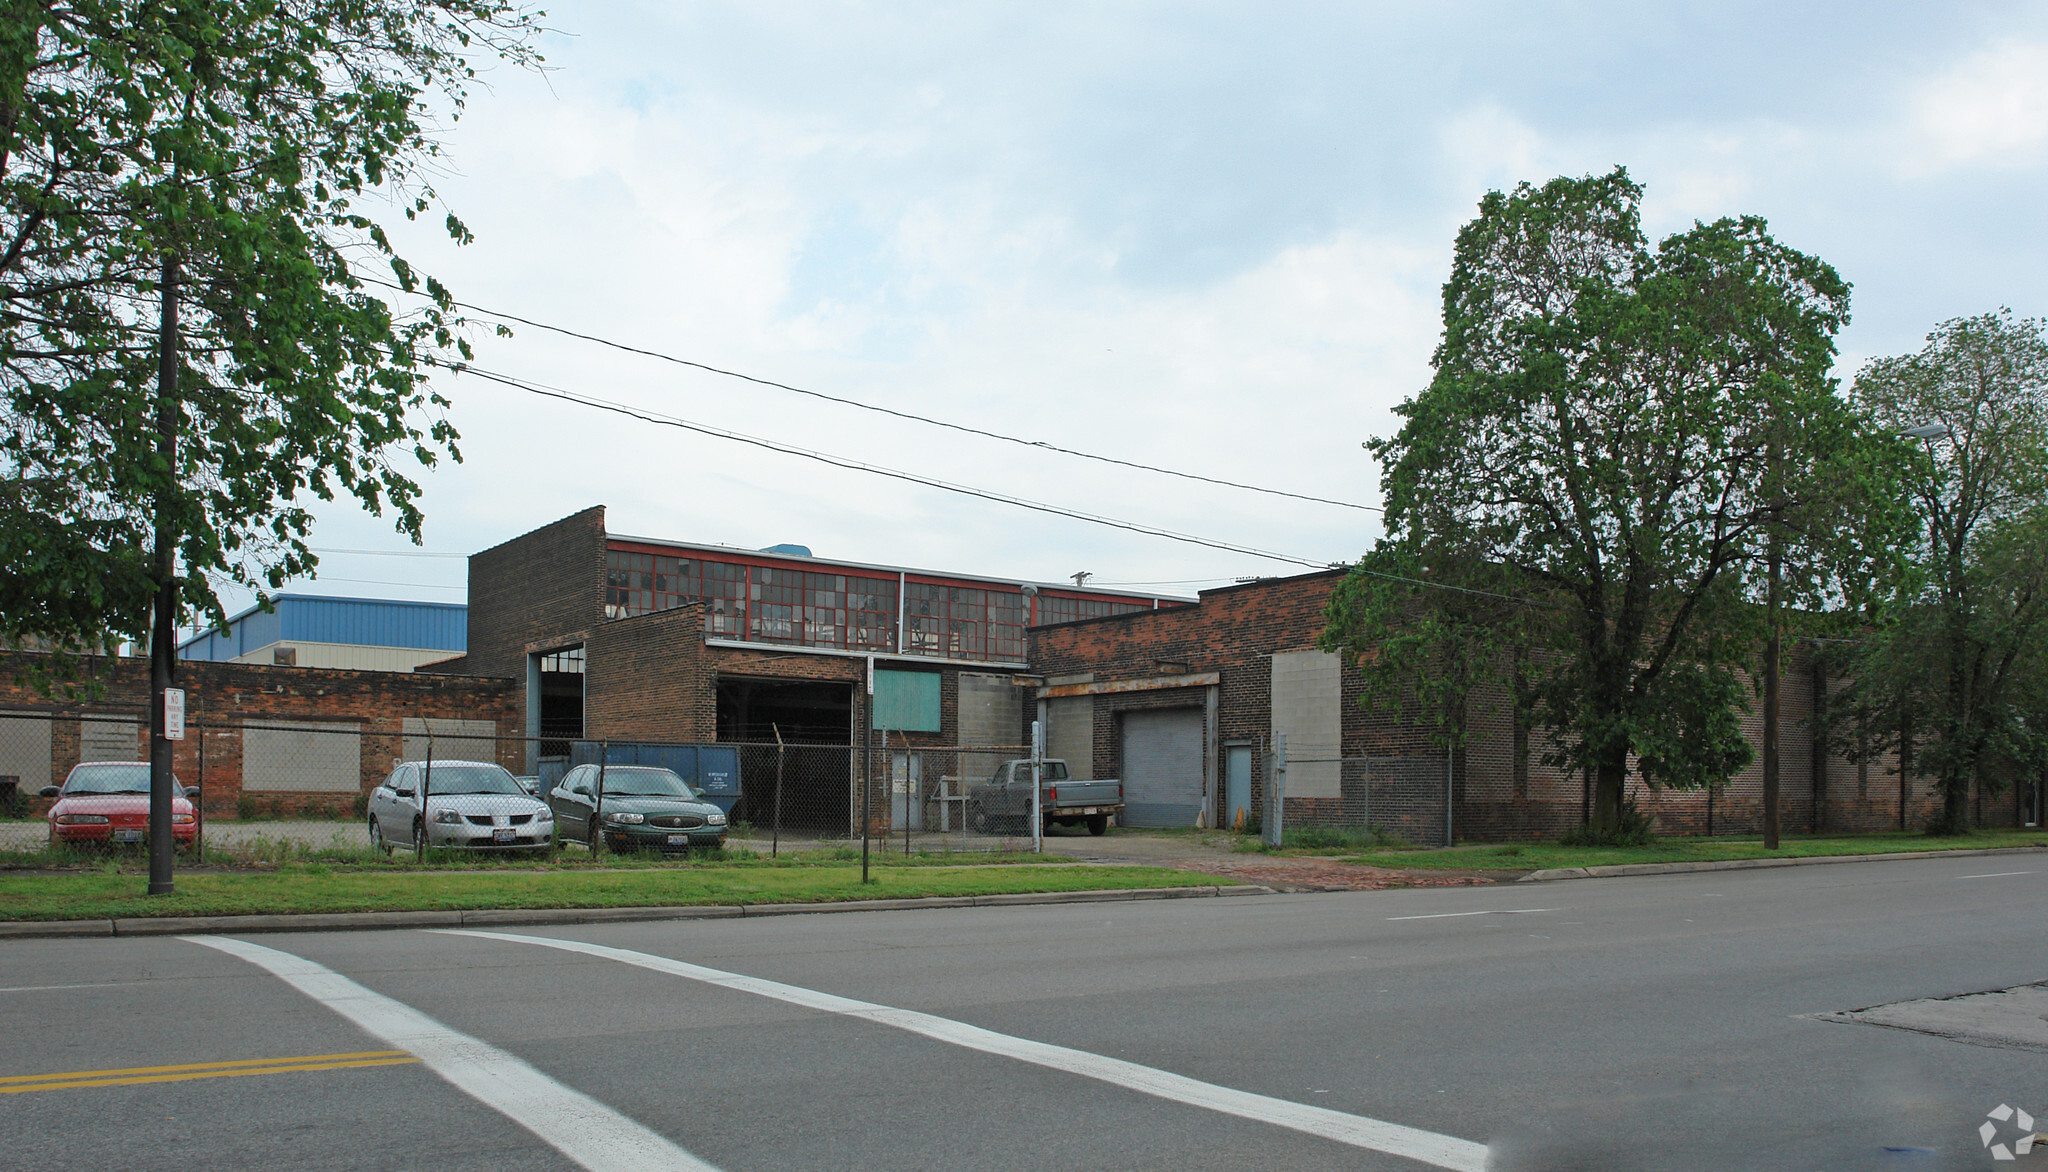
[302,576,466,591]
[309,547,466,559]
[440,360,1555,610]
[445,362,1338,570]
[364,276,1380,514]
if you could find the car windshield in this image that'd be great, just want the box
[419,764,525,796]
[598,767,697,799]
[1043,762,1069,781]
[63,763,164,795]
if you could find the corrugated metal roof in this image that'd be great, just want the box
[179,595,465,661]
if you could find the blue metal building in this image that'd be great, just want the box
[178,594,466,672]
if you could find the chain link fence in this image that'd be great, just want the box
[1268,740,1453,847]
[1,709,1052,857]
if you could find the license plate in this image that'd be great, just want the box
[493,828,516,843]
[667,834,688,846]
[1082,807,1097,815]
[112,829,143,843]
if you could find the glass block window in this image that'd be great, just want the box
[540,647,584,673]
[1032,595,1153,627]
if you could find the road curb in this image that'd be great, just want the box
[0,883,1268,941]
[1516,844,2047,883]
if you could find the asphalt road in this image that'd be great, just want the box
[2,854,2043,1171]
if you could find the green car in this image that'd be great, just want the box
[549,764,729,854]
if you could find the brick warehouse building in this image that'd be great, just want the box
[435,506,1190,833]
[1029,570,2040,842]
[0,653,518,819]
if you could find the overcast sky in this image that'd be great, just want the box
[259,0,2048,618]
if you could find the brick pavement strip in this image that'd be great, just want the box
[1174,858,1493,892]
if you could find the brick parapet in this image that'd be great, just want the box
[464,505,607,680]
[586,603,714,743]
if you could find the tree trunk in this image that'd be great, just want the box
[1897,708,1912,831]
[1810,655,1828,834]
[1934,657,1974,835]
[1592,745,1627,833]
[1511,647,1530,802]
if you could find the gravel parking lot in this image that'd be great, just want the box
[0,817,366,854]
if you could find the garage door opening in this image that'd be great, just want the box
[1121,708,1205,827]
[719,678,855,835]
[717,678,853,743]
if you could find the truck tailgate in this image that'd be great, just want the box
[1051,779,1121,807]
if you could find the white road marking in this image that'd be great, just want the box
[441,929,1489,1172]
[0,981,150,994]
[1385,908,1557,921]
[1955,871,2034,879]
[185,935,720,1172]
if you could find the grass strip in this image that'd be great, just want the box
[0,840,1088,870]
[0,864,1222,922]
[1339,829,2048,872]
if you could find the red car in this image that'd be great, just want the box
[42,761,199,850]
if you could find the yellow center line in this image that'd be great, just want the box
[0,1050,419,1094]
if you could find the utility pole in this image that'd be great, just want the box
[148,253,181,896]
[1762,428,1782,852]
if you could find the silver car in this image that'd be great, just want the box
[367,759,555,855]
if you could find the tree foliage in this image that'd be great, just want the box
[1839,311,2048,833]
[0,0,539,675]
[1323,169,1912,835]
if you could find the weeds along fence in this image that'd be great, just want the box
[1268,748,1454,848]
[0,708,1047,856]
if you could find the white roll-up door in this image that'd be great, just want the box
[1120,708,1204,827]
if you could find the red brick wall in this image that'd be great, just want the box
[586,603,714,742]
[463,505,607,680]
[1031,571,1444,834]
[1,652,517,818]
[1028,573,1990,842]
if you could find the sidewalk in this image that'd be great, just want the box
[1516,844,2047,882]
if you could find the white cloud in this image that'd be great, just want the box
[238,3,2048,625]
[1899,38,2048,174]
[1438,103,1555,197]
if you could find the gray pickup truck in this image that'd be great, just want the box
[967,759,1122,836]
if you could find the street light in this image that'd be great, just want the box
[1901,422,1951,440]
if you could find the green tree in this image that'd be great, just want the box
[1844,312,2048,833]
[1324,169,1909,839]
[1,0,538,667]
[1,0,538,889]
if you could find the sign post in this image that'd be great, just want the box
[1030,719,1044,854]
[862,655,874,884]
